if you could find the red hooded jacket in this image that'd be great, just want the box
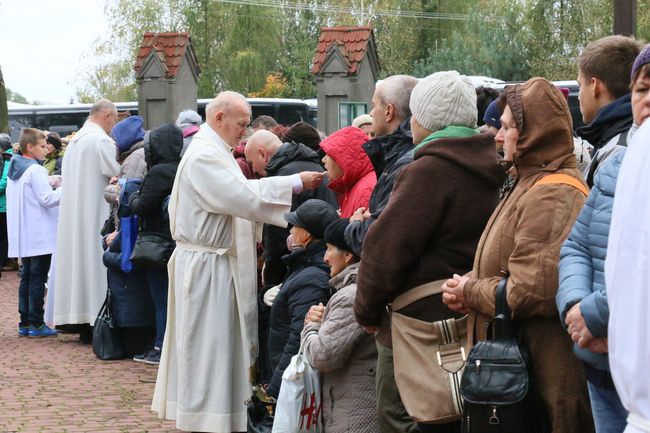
[320,126,377,218]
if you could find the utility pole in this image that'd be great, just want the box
[613,0,636,36]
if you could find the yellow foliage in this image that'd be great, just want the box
[249,73,289,98]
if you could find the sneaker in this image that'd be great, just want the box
[143,348,161,365]
[133,350,150,363]
[134,348,161,365]
[28,324,58,337]
[18,326,28,337]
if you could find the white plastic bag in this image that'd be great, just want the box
[272,345,322,433]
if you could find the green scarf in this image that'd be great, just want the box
[414,125,478,151]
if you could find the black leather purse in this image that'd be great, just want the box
[459,277,548,433]
[129,231,175,269]
[246,387,274,433]
[92,288,125,360]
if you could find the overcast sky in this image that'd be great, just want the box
[1,0,107,104]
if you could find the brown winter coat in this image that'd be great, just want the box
[354,131,504,346]
[463,78,594,433]
[302,264,379,433]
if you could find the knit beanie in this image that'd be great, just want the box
[482,100,502,130]
[283,121,321,152]
[112,116,145,152]
[410,71,477,132]
[631,44,650,82]
[323,218,353,254]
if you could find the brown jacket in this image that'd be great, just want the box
[463,78,594,433]
[355,131,504,346]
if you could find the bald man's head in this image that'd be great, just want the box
[205,91,252,147]
[245,130,283,177]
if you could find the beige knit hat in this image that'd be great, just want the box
[409,71,477,132]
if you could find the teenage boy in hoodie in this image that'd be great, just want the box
[576,35,642,186]
[7,128,61,337]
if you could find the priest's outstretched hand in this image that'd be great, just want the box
[299,171,325,190]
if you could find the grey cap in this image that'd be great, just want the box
[284,199,339,239]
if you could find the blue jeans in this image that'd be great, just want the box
[146,269,168,349]
[588,380,628,433]
[18,254,52,327]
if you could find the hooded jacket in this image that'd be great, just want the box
[302,263,378,433]
[266,240,333,398]
[320,127,377,218]
[6,154,60,258]
[345,118,414,257]
[128,123,183,236]
[463,78,593,433]
[262,142,338,285]
[354,129,504,346]
[576,93,632,186]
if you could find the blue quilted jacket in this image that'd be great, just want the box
[557,150,625,371]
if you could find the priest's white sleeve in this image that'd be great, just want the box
[188,149,293,227]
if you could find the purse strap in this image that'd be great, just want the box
[391,279,447,312]
[493,277,514,341]
[533,173,589,196]
[103,288,114,320]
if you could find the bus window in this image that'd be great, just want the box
[277,104,308,125]
[251,105,275,122]
[9,114,34,142]
[35,112,87,133]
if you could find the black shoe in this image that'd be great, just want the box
[134,348,160,365]
[79,326,93,344]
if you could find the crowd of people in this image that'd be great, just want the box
[2,34,650,433]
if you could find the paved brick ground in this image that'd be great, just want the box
[0,271,182,433]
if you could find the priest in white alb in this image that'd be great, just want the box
[152,91,324,433]
[53,100,120,335]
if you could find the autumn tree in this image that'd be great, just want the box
[76,0,187,102]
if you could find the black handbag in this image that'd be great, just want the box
[100,214,116,237]
[129,231,175,269]
[246,388,274,433]
[92,288,125,360]
[459,277,548,433]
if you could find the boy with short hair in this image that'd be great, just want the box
[7,128,61,337]
[576,35,642,186]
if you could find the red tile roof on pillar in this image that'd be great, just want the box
[311,26,374,75]
[134,32,200,79]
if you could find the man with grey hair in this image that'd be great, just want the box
[152,91,324,433]
[53,99,120,340]
[345,75,421,433]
